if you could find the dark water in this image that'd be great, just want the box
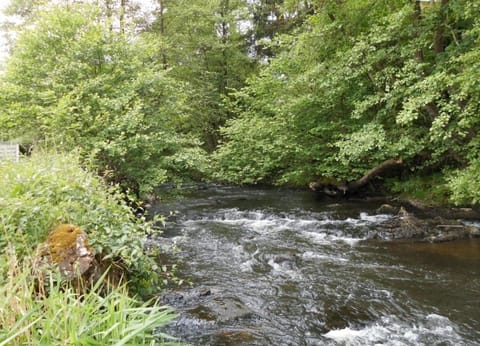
[150,185,480,346]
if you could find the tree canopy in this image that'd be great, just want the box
[0,3,208,196]
[1,0,480,205]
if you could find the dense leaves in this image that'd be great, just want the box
[150,0,255,150]
[214,0,480,204]
[0,4,207,196]
[1,0,480,205]
[0,151,165,294]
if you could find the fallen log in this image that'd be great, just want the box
[310,158,404,197]
[347,158,404,191]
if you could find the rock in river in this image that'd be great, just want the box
[376,207,480,242]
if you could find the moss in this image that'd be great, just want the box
[36,223,97,287]
[45,224,93,264]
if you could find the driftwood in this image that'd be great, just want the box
[309,158,404,197]
[346,158,404,190]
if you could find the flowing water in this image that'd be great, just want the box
[150,185,480,345]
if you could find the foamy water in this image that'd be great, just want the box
[324,314,464,346]
[153,186,480,345]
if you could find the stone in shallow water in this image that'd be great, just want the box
[210,329,256,345]
[376,207,480,242]
[376,204,399,214]
[203,297,254,323]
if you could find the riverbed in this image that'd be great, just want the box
[150,185,480,345]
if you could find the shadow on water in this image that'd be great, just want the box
[150,185,480,346]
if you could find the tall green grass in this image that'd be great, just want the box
[0,247,177,345]
[0,150,164,294]
[0,151,180,344]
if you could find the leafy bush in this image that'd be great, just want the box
[214,0,480,197]
[0,4,208,196]
[386,173,451,206]
[213,115,296,184]
[447,159,480,206]
[0,151,164,294]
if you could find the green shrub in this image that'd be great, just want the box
[447,159,480,206]
[0,4,209,196]
[386,173,451,206]
[0,151,164,294]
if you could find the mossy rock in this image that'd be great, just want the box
[35,224,98,290]
[35,223,127,294]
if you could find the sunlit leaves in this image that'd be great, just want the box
[215,0,480,204]
[0,3,208,195]
[335,124,387,166]
[448,159,480,205]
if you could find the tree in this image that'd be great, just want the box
[214,0,480,203]
[0,3,208,196]
[246,0,312,60]
[4,0,148,34]
[150,0,255,151]
[215,0,409,184]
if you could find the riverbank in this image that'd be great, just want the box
[154,182,480,243]
[0,152,176,344]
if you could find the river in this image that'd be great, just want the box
[150,185,480,345]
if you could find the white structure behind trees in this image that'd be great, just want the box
[0,142,19,162]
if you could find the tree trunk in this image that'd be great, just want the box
[346,158,404,191]
[413,0,425,63]
[434,0,449,54]
[105,0,113,32]
[159,0,167,67]
[220,0,230,95]
[309,158,404,197]
[120,0,126,34]
[413,0,441,121]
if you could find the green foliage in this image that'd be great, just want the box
[387,173,451,206]
[0,151,165,294]
[150,0,256,151]
[2,0,480,206]
[213,0,480,205]
[335,124,388,168]
[0,249,178,346]
[0,4,208,195]
[447,159,480,206]
[215,0,412,184]
[213,114,296,184]
[247,0,310,59]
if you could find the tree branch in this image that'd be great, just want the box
[346,158,404,190]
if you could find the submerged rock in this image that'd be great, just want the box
[376,204,399,215]
[163,287,254,324]
[161,287,257,344]
[210,329,256,345]
[202,297,254,323]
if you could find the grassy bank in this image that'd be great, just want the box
[0,151,177,344]
[386,174,452,207]
[0,250,176,345]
